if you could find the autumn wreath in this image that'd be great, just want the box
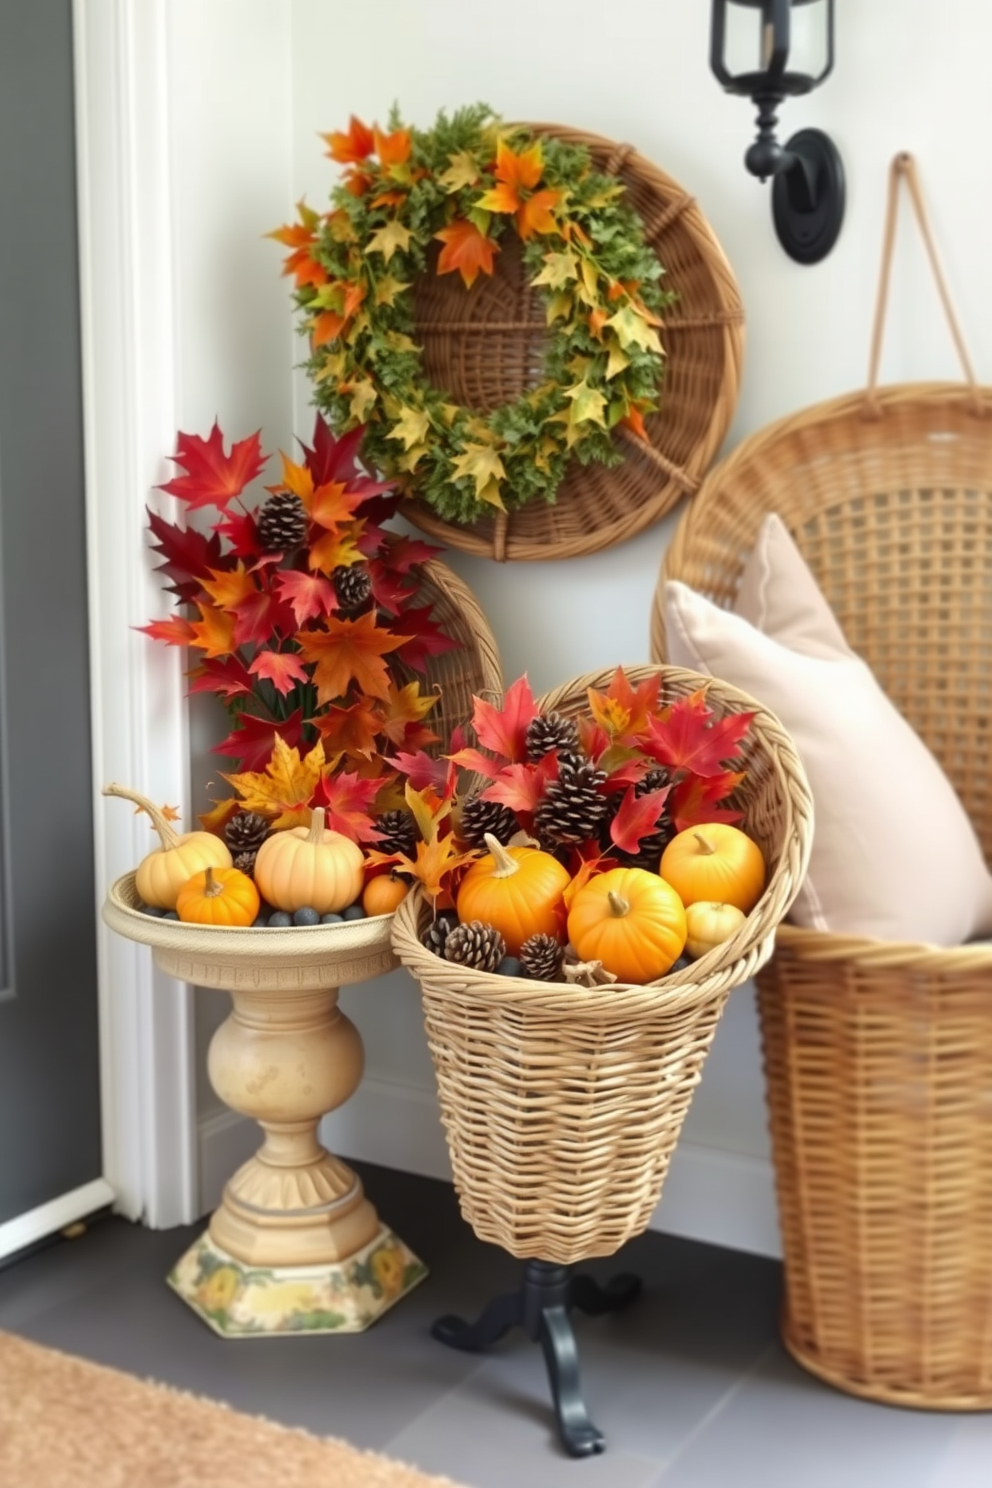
[272,105,673,526]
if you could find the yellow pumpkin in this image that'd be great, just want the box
[456,833,570,956]
[362,872,410,917]
[103,782,232,909]
[567,867,687,984]
[684,901,747,960]
[660,824,766,914]
[253,808,364,914]
[176,866,259,927]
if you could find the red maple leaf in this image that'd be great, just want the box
[446,744,501,781]
[276,570,338,627]
[314,697,383,759]
[587,667,661,748]
[387,748,454,794]
[145,510,224,601]
[435,220,499,288]
[230,587,296,649]
[310,769,382,843]
[396,604,459,671]
[669,772,746,832]
[159,422,267,511]
[367,558,418,614]
[299,416,392,508]
[608,784,672,854]
[646,692,754,777]
[248,651,310,696]
[378,533,443,573]
[212,710,304,772]
[137,615,196,647]
[471,675,539,764]
[479,753,560,818]
[215,507,263,560]
[186,654,254,701]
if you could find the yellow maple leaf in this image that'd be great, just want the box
[545,290,572,326]
[565,381,608,427]
[450,442,506,498]
[604,304,664,355]
[385,330,420,355]
[314,351,348,384]
[380,681,438,746]
[309,523,365,574]
[366,220,413,263]
[222,737,327,830]
[374,273,409,307]
[397,442,429,472]
[531,250,578,290]
[438,150,481,193]
[347,379,377,422]
[388,406,431,450]
[277,454,314,505]
[477,478,507,511]
[605,341,630,379]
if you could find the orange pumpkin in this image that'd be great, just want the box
[103,782,233,909]
[254,808,364,914]
[176,866,259,927]
[660,824,766,914]
[456,833,570,956]
[567,867,687,984]
[362,872,410,917]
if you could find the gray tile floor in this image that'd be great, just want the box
[0,1162,989,1486]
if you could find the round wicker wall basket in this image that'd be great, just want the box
[651,154,992,1410]
[405,125,744,562]
[392,663,812,1265]
[410,557,503,747]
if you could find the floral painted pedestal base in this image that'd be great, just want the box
[104,873,427,1337]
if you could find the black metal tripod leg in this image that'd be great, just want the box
[537,1304,605,1457]
[431,1287,523,1352]
[571,1271,642,1316]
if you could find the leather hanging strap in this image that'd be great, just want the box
[865,152,982,414]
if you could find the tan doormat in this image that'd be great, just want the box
[0,1330,467,1488]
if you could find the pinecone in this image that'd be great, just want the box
[520,933,564,982]
[459,795,519,850]
[333,564,372,610]
[611,767,676,872]
[257,493,307,553]
[421,912,457,958]
[233,850,257,878]
[225,811,270,854]
[375,809,418,858]
[443,920,506,973]
[525,711,581,762]
[534,757,610,847]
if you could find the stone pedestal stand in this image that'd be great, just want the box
[103,874,426,1338]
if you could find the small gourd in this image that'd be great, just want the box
[567,866,687,984]
[362,872,410,917]
[660,824,766,914]
[104,782,232,909]
[176,866,259,927]
[253,807,364,915]
[684,901,747,960]
[456,833,570,957]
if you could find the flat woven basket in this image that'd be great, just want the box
[652,154,992,1409]
[411,557,503,747]
[405,124,744,562]
[392,663,812,1264]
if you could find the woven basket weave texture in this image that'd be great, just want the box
[392,663,812,1264]
[406,124,744,562]
[653,381,992,1408]
[414,557,503,752]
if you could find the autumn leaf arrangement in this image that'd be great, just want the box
[132,413,470,922]
[272,104,675,526]
[388,668,768,986]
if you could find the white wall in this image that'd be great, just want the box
[167,0,992,1255]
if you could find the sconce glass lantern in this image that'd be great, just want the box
[710,0,844,264]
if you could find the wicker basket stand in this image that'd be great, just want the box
[652,154,992,1409]
[392,663,812,1454]
[406,124,744,562]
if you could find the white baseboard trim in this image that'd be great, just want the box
[197,1078,782,1260]
[0,1178,117,1263]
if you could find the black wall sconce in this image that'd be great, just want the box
[710,0,844,264]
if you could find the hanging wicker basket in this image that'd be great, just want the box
[405,125,744,562]
[392,663,812,1264]
[652,154,992,1409]
[413,557,503,749]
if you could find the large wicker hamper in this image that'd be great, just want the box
[651,155,992,1409]
[392,663,812,1265]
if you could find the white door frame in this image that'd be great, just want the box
[73,0,197,1232]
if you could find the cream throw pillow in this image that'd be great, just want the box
[664,514,992,944]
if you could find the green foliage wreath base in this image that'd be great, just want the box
[290,105,674,526]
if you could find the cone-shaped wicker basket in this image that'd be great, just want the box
[651,155,992,1409]
[405,125,744,562]
[392,663,812,1264]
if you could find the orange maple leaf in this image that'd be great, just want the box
[247,651,310,697]
[189,600,236,659]
[309,480,365,530]
[587,667,661,747]
[619,407,649,440]
[373,125,412,167]
[314,697,383,759]
[322,117,374,164]
[312,310,345,347]
[223,737,327,830]
[292,255,328,290]
[379,681,438,747]
[435,219,499,288]
[137,616,196,647]
[515,188,561,239]
[477,139,560,240]
[308,522,365,575]
[201,562,258,613]
[296,611,411,704]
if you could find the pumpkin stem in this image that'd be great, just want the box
[307,807,327,845]
[693,831,716,855]
[607,890,630,918]
[102,781,181,851]
[483,832,519,880]
[202,866,224,898]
